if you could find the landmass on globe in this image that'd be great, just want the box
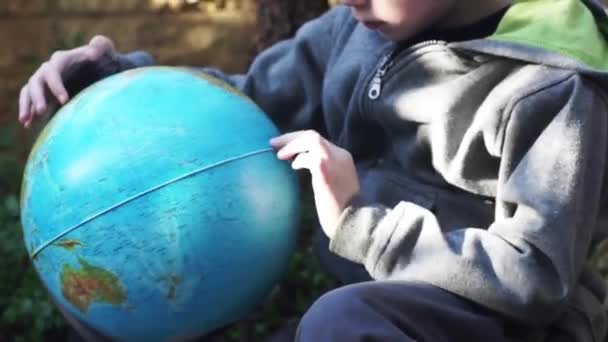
[60,258,126,313]
[55,239,84,251]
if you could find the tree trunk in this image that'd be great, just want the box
[253,0,329,56]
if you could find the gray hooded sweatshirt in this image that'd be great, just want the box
[94,0,608,340]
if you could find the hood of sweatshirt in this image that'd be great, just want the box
[453,0,608,77]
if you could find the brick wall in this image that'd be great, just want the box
[0,0,256,158]
[2,0,607,157]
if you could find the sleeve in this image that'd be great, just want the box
[329,73,608,325]
[65,51,154,97]
[198,7,341,132]
[111,7,343,133]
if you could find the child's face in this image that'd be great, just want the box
[340,0,454,42]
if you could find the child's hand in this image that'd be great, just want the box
[270,130,360,239]
[18,35,116,128]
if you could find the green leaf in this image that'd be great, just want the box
[0,125,18,148]
[4,195,19,217]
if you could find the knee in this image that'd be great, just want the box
[297,284,370,339]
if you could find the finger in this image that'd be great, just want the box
[18,85,31,124]
[291,151,317,171]
[270,130,312,148]
[42,66,69,104]
[55,36,111,66]
[89,35,114,51]
[28,71,47,115]
[86,35,115,60]
[55,46,90,66]
[276,132,328,160]
[292,151,331,186]
[24,103,35,128]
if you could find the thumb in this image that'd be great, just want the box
[86,35,116,59]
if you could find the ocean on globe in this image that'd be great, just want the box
[20,67,300,341]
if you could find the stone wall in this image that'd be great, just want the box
[0,0,256,157]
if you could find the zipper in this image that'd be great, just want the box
[367,40,446,100]
[368,51,395,100]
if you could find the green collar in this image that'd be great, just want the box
[490,0,608,70]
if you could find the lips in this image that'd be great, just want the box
[362,20,384,30]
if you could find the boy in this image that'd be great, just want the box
[18,0,608,341]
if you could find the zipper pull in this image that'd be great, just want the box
[368,76,382,100]
[368,52,394,100]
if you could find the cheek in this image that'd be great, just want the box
[374,0,452,41]
[372,1,407,24]
[373,0,450,24]
[372,1,425,26]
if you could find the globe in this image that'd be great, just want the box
[20,67,300,341]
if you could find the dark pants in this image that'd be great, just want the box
[293,281,515,342]
[269,228,518,342]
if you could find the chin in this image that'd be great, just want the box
[377,29,401,42]
[384,26,421,43]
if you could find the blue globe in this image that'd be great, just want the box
[20,67,300,341]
